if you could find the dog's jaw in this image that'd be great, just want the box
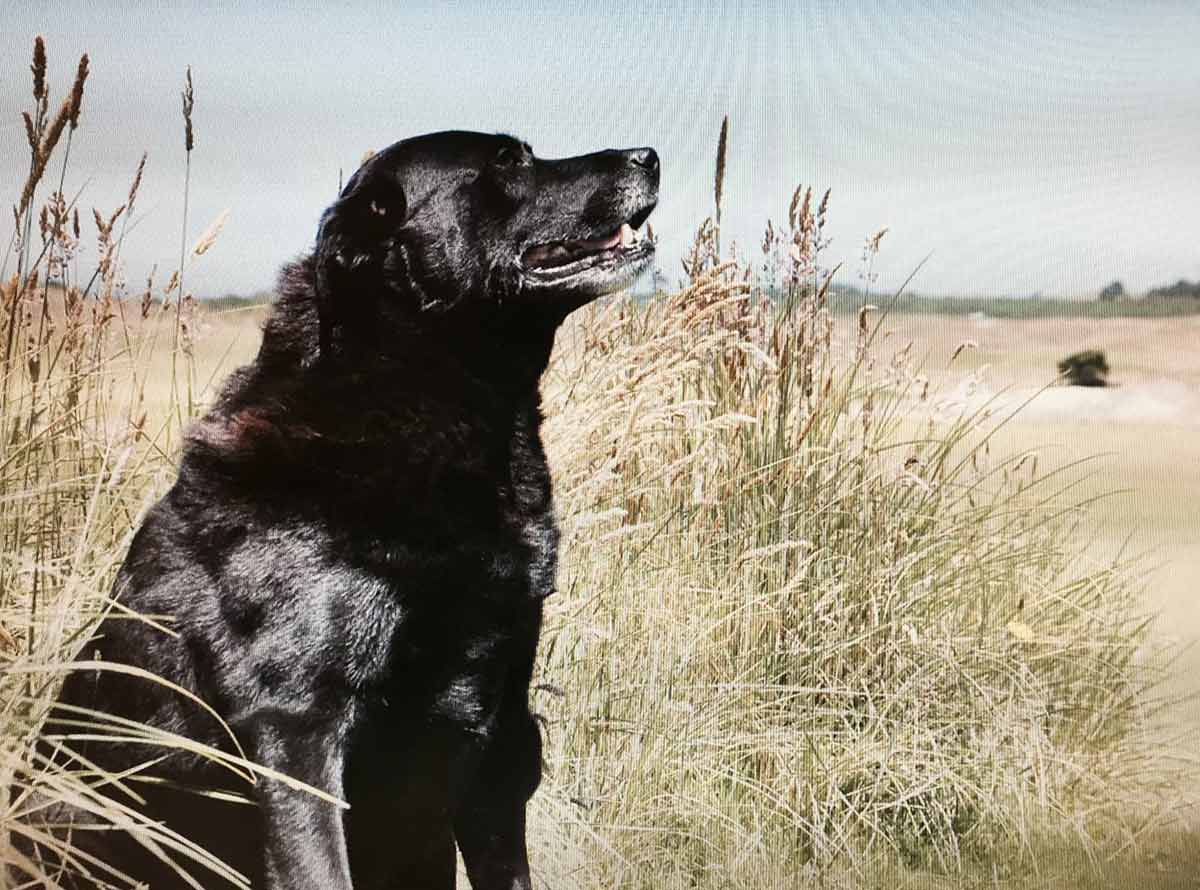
[516,206,657,304]
[520,221,648,271]
[518,240,655,303]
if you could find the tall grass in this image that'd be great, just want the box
[0,40,308,890]
[524,184,1185,885]
[1,37,1188,890]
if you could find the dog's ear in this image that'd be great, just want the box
[313,172,407,361]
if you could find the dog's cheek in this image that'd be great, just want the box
[452,242,490,297]
[392,231,481,308]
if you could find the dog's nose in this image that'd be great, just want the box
[626,148,659,177]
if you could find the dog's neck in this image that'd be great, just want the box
[258,256,563,404]
[187,258,573,507]
[428,301,564,396]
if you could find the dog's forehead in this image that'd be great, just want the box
[374,130,528,177]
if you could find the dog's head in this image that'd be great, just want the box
[313,131,658,358]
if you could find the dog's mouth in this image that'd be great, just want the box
[518,204,656,290]
[521,223,647,272]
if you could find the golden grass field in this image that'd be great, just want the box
[874,312,1200,725]
[857,311,1200,888]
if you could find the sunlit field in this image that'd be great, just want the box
[4,38,1199,890]
[861,313,1200,743]
[840,312,1200,887]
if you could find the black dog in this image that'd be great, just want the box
[33,131,658,890]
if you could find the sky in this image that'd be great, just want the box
[3,1,1199,299]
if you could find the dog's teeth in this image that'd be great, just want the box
[619,223,634,247]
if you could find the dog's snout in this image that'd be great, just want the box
[626,147,659,177]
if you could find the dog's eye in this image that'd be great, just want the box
[493,146,528,169]
[486,144,533,203]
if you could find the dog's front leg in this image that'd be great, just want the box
[453,709,541,890]
[247,713,353,890]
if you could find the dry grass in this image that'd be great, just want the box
[854,312,1200,777]
[3,36,1195,890]
[0,41,328,889]
[519,261,1189,887]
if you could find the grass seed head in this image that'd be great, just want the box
[17,91,75,217]
[31,35,47,102]
[67,53,89,130]
[127,152,147,209]
[181,66,195,152]
[191,209,230,257]
[714,115,729,225]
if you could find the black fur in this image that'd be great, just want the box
[27,131,658,890]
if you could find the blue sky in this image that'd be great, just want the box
[4,1,1199,298]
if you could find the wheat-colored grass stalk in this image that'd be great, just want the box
[714,115,729,259]
[172,65,197,427]
[16,54,88,222]
[0,40,254,889]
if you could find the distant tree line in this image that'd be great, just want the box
[1145,279,1200,300]
[1098,278,1200,301]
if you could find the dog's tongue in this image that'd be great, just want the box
[578,225,629,252]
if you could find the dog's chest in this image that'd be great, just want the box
[515,508,557,600]
[501,411,560,599]
[210,409,558,739]
[374,440,554,735]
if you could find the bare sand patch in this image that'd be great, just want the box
[966,379,1200,426]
